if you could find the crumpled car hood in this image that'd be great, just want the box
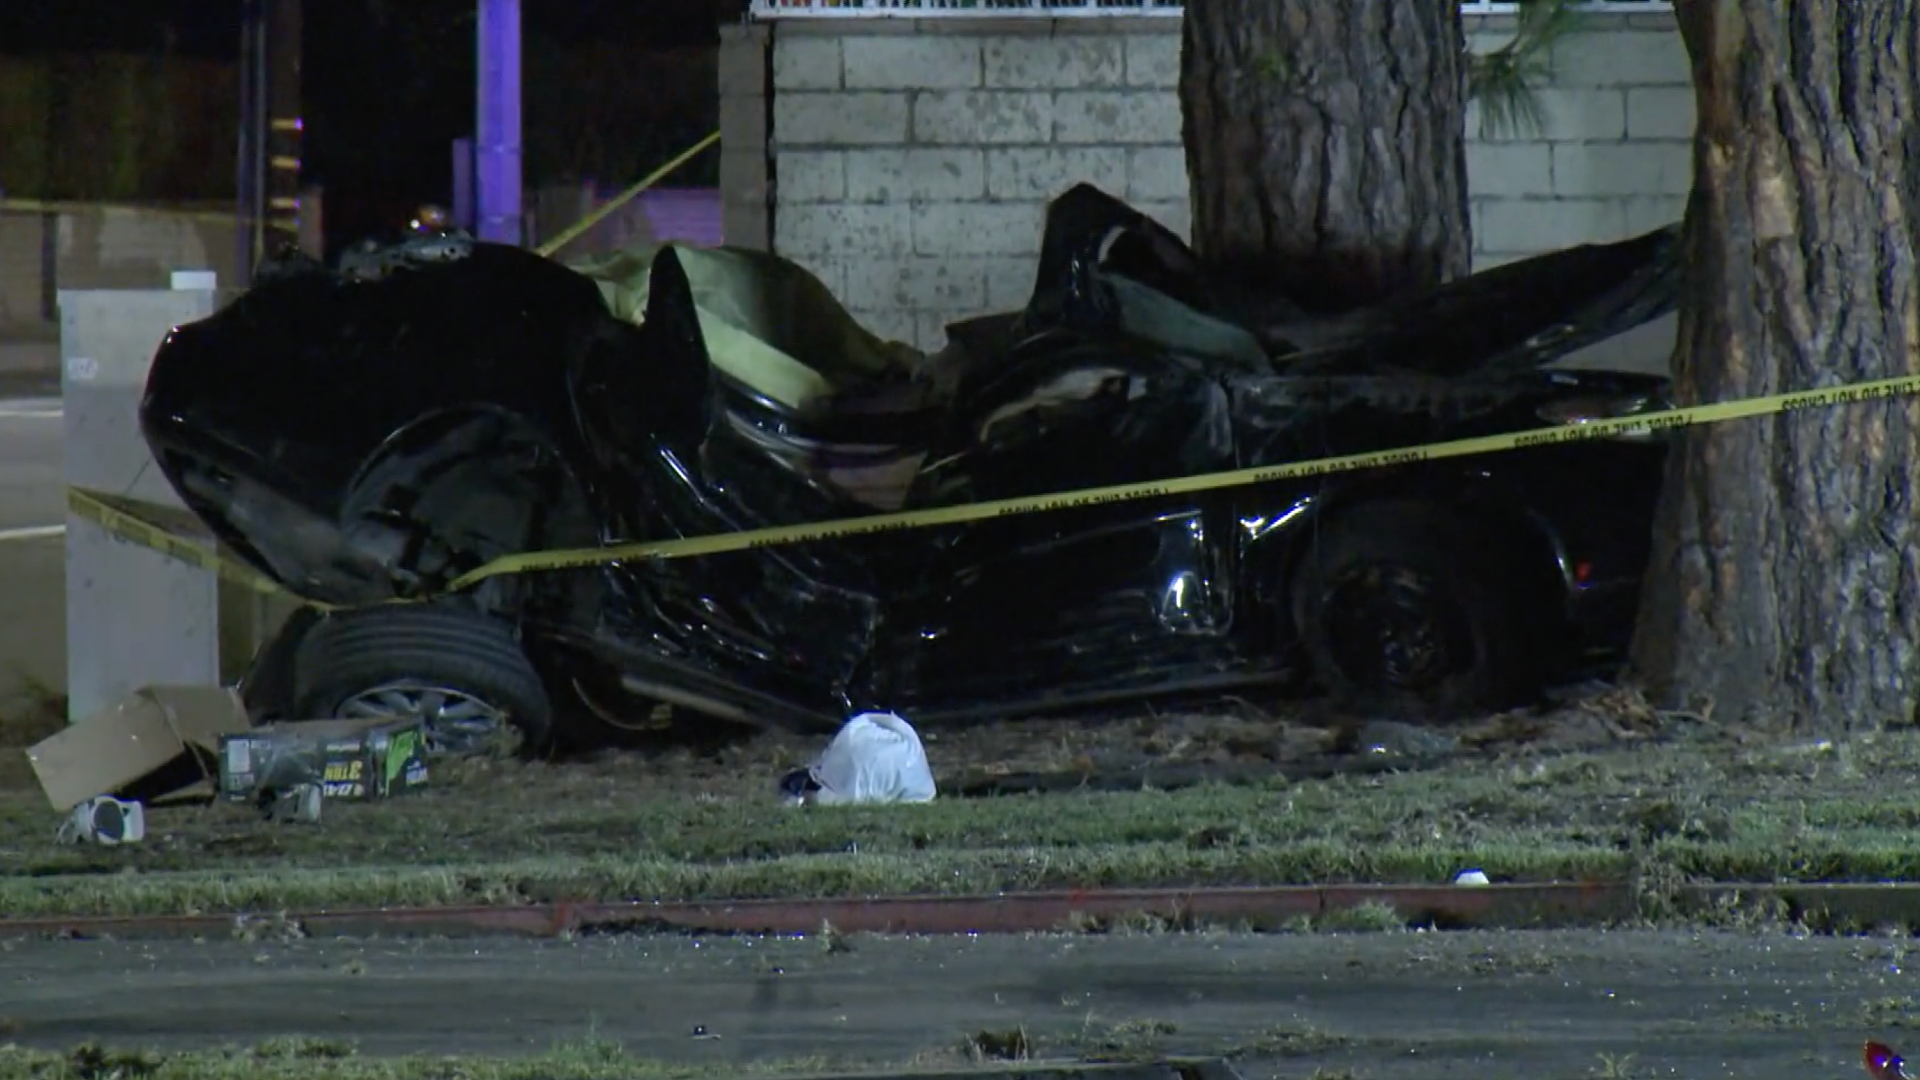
[1017,183,1678,380]
[566,242,925,415]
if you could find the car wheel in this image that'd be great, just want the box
[291,605,554,756]
[1289,500,1547,721]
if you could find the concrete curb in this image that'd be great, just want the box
[0,882,1627,939]
[0,881,1905,941]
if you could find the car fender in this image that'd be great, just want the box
[338,404,606,611]
[1241,465,1576,635]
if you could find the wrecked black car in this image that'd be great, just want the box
[139,184,1678,751]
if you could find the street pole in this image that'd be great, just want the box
[475,0,522,245]
[266,0,304,255]
[234,0,265,282]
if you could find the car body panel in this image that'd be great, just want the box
[147,185,1678,732]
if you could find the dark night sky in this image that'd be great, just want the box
[2,0,731,247]
[0,0,729,57]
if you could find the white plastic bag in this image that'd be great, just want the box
[801,712,937,806]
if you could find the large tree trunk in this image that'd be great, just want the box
[1629,2,1920,729]
[1178,0,1471,313]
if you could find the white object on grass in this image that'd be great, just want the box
[806,711,937,806]
[55,796,146,845]
[1455,869,1491,886]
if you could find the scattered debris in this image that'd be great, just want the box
[262,782,324,824]
[1350,720,1457,759]
[964,1027,1032,1061]
[817,918,856,955]
[220,717,429,813]
[25,685,250,810]
[231,912,308,944]
[53,796,145,845]
[780,712,935,806]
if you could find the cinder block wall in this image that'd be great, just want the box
[0,208,243,332]
[725,12,1693,350]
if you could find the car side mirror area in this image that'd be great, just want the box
[1057,251,1122,336]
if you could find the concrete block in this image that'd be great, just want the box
[1461,13,1518,38]
[61,289,233,719]
[723,199,769,250]
[984,256,1039,309]
[720,93,768,150]
[773,203,913,258]
[775,93,910,146]
[1623,194,1687,234]
[844,36,981,90]
[1124,32,1180,88]
[1475,198,1629,255]
[1534,88,1629,142]
[1551,29,1691,87]
[776,151,846,203]
[845,148,986,203]
[983,36,1124,89]
[915,311,959,352]
[912,201,1046,256]
[1469,252,1524,273]
[773,36,842,91]
[1133,198,1191,242]
[718,25,769,95]
[1470,87,1625,143]
[787,256,846,300]
[1627,86,1697,139]
[986,146,1127,201]
[1125,146,1188,202]
[1466,142,1552,198]
[720,146,770,205]
[848,306,919,346]
[1552,141,1692,198]
[912,91,1054,145]
[786,20,912,37]
[1054,90,1182,144]
[1466,25,1516,56]
[845,256,987,311]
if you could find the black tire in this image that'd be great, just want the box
[291,605,554,754]
[1289,500,1549,721]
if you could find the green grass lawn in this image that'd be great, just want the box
[3,701,1918,919]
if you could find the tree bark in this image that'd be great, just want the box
[1178,0,1471,313]
[1629,1,1920,730]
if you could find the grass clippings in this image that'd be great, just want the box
[2,694,1918,919]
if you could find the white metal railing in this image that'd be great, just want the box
[750,0,1674,18]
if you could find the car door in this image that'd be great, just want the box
[872,343,1244,713]
[568,260,882,724]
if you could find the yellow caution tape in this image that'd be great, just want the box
[64,488,337,610]
[62,373,1920,604]
[534,131,721,258]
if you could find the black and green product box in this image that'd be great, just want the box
[218,718,429,802]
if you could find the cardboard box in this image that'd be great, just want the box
[218,718,428,802]
[25,686,252,811]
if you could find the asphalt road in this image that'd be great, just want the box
[0,928,1897,1078]
[0,390,65,711]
